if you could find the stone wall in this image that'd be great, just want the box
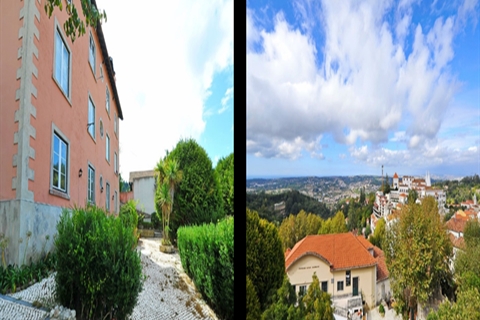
[0,199,63,266]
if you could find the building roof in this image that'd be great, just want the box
[449,233,465,250]
[373,246,389,282]
[393,172,398,178]
[285,233,377,271]
[91,0,123,120]
[446,217,467,233]
[129,170,156,182]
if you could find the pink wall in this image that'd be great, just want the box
[0,0,23,200]
[1,0,121,213]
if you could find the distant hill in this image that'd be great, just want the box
[246,190,332,223]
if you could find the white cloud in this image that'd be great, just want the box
[247,0,468,161]
[219,87,233,114]
[99,0,233,176]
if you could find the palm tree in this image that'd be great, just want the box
[156,182,171,244]
[154,157,182,246]
[164,158,182,211]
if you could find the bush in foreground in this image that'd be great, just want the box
[177,216,234,320]
[55,205,144,320]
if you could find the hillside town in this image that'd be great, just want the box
[247,172,480,320]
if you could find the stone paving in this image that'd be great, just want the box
[0,237,218,320]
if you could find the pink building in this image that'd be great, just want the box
[0,0,123,265]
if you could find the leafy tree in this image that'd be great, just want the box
[119,173,130,192]
[426,287,480,320]
[454,219,480,292]
[278,211,323,251]
[247,209,285,311]
[300,272,335,320]
[318,211,347,235]
[369,218,386,250]
[360,187,366,204]
[247,276,262,320]
[261,276,299,320]
[45,0,107,42]
[246,190,332,223]
[385,197,453,320]
[215,153,234,216]
[407,189,418,205]
[166,138,224,240]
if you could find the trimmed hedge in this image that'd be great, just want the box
[177,216,234,320]
[55,205,144,320]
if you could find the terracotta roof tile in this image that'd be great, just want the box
[285,233,377,271]
[446,218,466,233]
[449,234,465,250]
[373,246,389,281]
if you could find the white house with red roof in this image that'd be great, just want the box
[285,232,390,317]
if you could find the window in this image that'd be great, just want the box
[346,270,351,286]
[114,113,117,135]
[321,281,328,292]
[52,132,68,192]
[114,152,118,174]
[106,182,110,211]
[87,165,95,204]
[89,33,96,73]
[106,134,110,162]
[115,191,118,213]
[337,281,344,291]
[106,87,110,114]
[299,285,307,296]
[54,27,70,97]
[88,97,95,139]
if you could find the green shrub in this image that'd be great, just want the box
[177,216,233,320]
[140,221,153,229]
[166,138,225,240]
[120,199,139,228]
[379,303,385,315]
[215,153,234,216]
[247,275,261,320]
[55,205,144,320]
[151,211,161,229]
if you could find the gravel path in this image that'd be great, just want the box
[0,237,218,320]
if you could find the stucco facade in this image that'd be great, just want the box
[287,255,377,308]
[0,0,123,266]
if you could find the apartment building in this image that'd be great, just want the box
[0,0,123,266]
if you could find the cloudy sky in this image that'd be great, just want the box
[97,0,233,179]
[247,0,479,179]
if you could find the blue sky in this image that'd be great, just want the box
[98,0,233,179]
[247,0,479,180]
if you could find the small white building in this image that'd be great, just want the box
[129,170,157,219]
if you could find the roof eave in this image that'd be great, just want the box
[91,0,124,120]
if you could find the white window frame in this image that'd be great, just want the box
[299,285,307,296]
[106,133,110,163]
[337,281,344,291]
[106,182,110,211]
[87,164,95,204]
[50,124,70,198]
[115,190,118,213]
[106,87,110,115]
[114,112,118,137]
[89,32,96,75]
[114,152,118,175]
[53,20,71,99]
[88,96,96,140]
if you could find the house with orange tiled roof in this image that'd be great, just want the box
[285,232,390,315]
